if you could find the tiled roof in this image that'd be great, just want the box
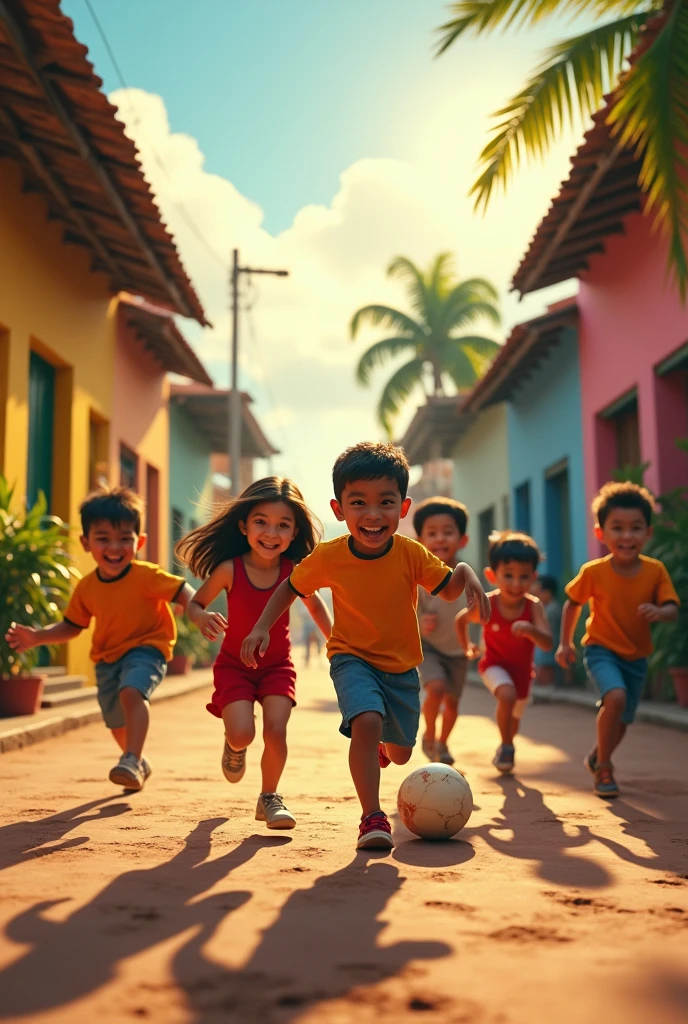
[170,383,279,458]
[511,16,666,296]
[0,0,208,323]
[119,298,212,386]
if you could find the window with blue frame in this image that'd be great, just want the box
[514,481,531,534]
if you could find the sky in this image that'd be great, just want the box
[63,0,591,524]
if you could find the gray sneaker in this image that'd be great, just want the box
[256,792,296,829]
[221,739,246,783]
[435,741,455,765]
[493,743,515,774]
[141,758,152,781]
[421,736,437,761]
[109,753,144,791]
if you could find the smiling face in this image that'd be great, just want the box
[486,560,537,607]
[596,506,651,566]
[239,500,297,561]
[419,513,467,565]
[331,477,411,554]
[81,518,145,579]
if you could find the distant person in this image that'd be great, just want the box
[530,575,562,686]
[176,477,331,830]
[414,496,471,766]
[7,488,206,792]
[457,531,552,774]
[302,615,323,666]
[556,482,679,799]
[241,442,490,850]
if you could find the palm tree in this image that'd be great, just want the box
[350,253,500,436]
[436,4,688,296]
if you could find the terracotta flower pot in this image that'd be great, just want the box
[168,654,193,676]
[669,667,688,709]
[0,674,45,716]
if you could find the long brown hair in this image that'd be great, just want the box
[175,477,322,579]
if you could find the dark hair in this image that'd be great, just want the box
[488,530,541,572]
[536,574,558,596]
[413,496,468,537]
[332,442,410,502]
[175,476,322,579]
[79,487,144,536]
[592,480,656,528]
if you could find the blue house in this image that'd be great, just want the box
[462,300,587,586]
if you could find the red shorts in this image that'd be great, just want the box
[206,659,297,718]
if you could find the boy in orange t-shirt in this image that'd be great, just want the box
[241,442,490,850]
[557,482,679,798]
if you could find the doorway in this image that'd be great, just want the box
[27,351,55,509]
[545,460,572,585]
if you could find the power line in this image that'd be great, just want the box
[83,0,227,271]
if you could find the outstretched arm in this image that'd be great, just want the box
[511,598,552,651]
[555,600,582,668]
[455,605,482,659]
[302,592,332,641]
[6,619,83,652]
[241,579,298,667]
[186,563,231,640]
[441,563,491,623]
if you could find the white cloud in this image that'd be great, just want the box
[112,85,579,521]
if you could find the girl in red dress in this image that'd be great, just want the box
[176,478,331,829]
[456,532,552,774]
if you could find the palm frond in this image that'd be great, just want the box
[350,304,423,340]
[454,335,502,375]
[440,345,484,392]
[442,278,501,331]
[355,336,420,387]
[376,357,426,437]
[468,14,649,210]
[386,256,431,320]
[434,0,612,55]
[608,4,688,298]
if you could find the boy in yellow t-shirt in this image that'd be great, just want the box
[241,442,490,850]
[7,488,222,792]
[556,482,679,798]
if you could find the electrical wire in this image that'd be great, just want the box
[83,0,227,271]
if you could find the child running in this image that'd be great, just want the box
[176,477,331,830]
[531,575,562,686]
[241,443,490,850]
[414,496,471,766]
[556,481,679,798]
[6,487,203,791]
[457,531,552,774]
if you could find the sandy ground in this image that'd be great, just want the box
[0,655,686,1024]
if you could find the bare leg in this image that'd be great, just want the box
[111,727,127,752]
[422,680,444,744]
[118,688,150,760]
[260,695,293,793]
[349,711,383,817]
[494,684,518,745]
[439,695,459,745]
[536,665,555,686]
[384,743,413,766]
[596,689,626,764]
[221,700,256,752]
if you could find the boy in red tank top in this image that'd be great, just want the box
[457,532,552,773]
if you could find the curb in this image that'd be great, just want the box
[0,670,213,754]
[466,671,688,732]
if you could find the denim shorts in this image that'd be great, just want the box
[329,653,420,748]
[95,645,167,729]
[583,644,647,724]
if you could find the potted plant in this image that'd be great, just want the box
[0,478,76,716]
[169,616,210,676]
[646,445,688,708]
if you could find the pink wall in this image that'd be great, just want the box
[578,211,688,553]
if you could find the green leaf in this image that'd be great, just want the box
[350,304,423,340]
[355,336,419,386]
[377,357,426,436]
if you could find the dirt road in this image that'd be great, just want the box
[1,658,686,1024]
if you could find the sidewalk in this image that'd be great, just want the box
[467,668,688,731]
[0,668,213,754]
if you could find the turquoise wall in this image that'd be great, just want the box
[168,402,213,573]
[507,328,587,585]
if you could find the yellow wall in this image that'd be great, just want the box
[0,159,114,681]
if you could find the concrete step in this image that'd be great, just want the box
[42,665,68,677]
[41,687,98,710]
[43,675,89,696]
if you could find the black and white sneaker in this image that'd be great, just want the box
[221,739,247,783]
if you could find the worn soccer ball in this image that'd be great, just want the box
[397,763,473,840]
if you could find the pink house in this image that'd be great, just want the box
[513,40,688,554]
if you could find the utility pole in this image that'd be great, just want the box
[229,248,288,496]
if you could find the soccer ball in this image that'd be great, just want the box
[397,763,473,840]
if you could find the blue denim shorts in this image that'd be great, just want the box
[95,646,167,729]
[583,644,647,724]
[329,653,420,748]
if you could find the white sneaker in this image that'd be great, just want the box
[255,792,296,829]
[221,739,246,783]
[109,753,144,791]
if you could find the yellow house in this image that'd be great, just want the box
[0,2,208,679]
